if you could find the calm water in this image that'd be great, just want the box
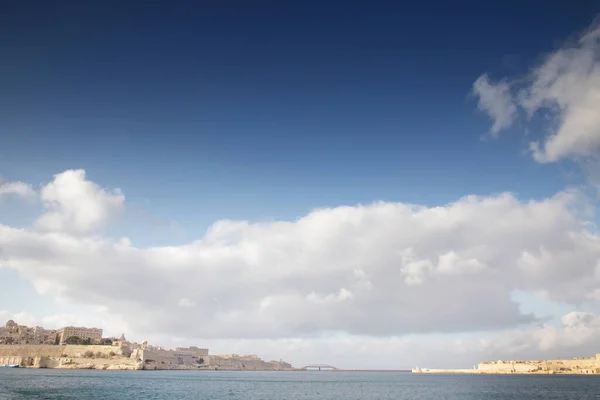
[1,370,600,399]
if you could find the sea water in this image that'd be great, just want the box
[1,369,599,399]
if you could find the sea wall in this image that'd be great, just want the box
[0,345,124,358]
[0,345,137,370]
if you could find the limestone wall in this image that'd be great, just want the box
[544,359,600,374]
[0,356,31,366]
[41,357,141,370]
[0,345,65,358]
[0,345,129,368]
[477,361,542,374]
[175,347,209,356]
[138,350,291,371]
[0,345,123,358]
[138,348,207,370]
[414,357,600,375]
[0,344,291,371]
[204,355,291,370]
[475,358,600,374]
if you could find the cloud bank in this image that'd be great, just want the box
[1,170,600,354]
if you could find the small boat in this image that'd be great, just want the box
[1,364,19,368]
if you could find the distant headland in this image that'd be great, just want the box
[413,353,600,375]
[0,320,293,371]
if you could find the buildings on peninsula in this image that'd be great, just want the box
[0,320,293,371]
[56,326,103,344]
[1,320,58,345]
[0,320,103,345]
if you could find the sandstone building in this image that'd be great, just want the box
[0,320,57,345]
[57,326,103,344]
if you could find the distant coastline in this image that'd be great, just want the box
[0,320,293,371]
[413,352,600,375]
[0,344,293,371]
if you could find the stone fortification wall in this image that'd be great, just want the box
[0,345,65,358]
[478,361,525,373]
[0,345,124,358]
[0,345,130,369]
[204,355,292,370]
[139,350,291,371]
[40,356,141,370]
[415,356,600,375]
[0,345,291,371]
[476,358,600,374]
[140,349,204,370]
[176,347,209,356]
[545,358,600,373]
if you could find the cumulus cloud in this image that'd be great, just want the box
[460,311,600,361]
[472,74,517,136]
[34,169,124,234]
[3,171,600,347]
[0,178,35,198]
[473,20,600,163]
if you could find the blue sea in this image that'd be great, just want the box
[1,370,599,399]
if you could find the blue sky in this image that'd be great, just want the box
[2,1,600,368]
[3,1,594,225]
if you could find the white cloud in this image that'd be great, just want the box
[307,288,354,304]
[0,310,36,327]
[473,22,600,162]
[472,74,517,136]
[2,171,600,345]
[142,310,600,369]
[400,248,489,284]
[178,298,197,308]
[0,178,35,198]
[470,311,600,360]
[34,169,124,234]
